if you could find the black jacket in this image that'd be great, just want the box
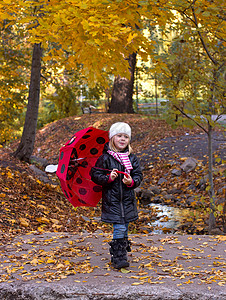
[91,143,143,224]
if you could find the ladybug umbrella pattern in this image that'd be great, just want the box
[56,127,109,208]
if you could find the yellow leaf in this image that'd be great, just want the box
[47,258,55,264]
[127,32,137,44]
[184,280,193,284]
[38,226,45,232]
[196,226,204,231]
[80,3,88,9]
[51,218,59,224]
[121,268,130,273]
[12,218,18,224]
[19,217,30,227]
[52,224,63,229]
[218,282,225,286]
[7,171,13,178]
[36,217,50,224]
[30,258,39,266]
[206,185,211,191]
[37,204,47,210]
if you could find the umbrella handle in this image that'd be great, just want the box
[116,170,129,178]
[93,167,129,178]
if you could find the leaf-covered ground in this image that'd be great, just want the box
[26,113,203,162]
[0,114,225,244]
[0,233,225,289]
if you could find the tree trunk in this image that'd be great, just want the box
[208,68,217,232]
[154,73,158,115]
[108,53,137,113]
[13,43,42,162]
[207,122,216,232]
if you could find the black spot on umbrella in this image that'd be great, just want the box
[79,188,87,195]
[78,198,87,205]
[71,148,78,159]
[82,135,91,139]
[64,190,69,198]
[69,192,73,197]
[93,185,102,192]
[81,161,88,168]
[87,129,92,133]
[76,178,83,184]
[96,137,106,144]
[66,166,78,180]
[68,184,72,190]
[90,148,98,155]
[67,172,73,179]
[79,144,86,151]
[61,164,65,173]
[60,152,64,160]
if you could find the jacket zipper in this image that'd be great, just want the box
[119,173,125,218]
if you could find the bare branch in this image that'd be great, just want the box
[173,105,208,134]
[178,1,220,65]
[217,61,226,72]
[191,4,218,65]
[215,109,226,122]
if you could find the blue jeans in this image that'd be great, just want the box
[113,223,129,239]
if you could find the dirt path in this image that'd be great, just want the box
[139,131,226,165]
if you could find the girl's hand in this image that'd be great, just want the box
[122,174,132,186]
[110,169,118,181]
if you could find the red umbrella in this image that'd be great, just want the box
[56,127,109,208]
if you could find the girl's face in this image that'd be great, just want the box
[113,133,130,151]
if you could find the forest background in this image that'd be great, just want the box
[0,0,225,234]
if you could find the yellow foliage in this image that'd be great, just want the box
[1,0,167,86]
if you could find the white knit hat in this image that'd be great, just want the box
[109,122,131,140]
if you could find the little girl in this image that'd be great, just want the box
[91,122,143,269]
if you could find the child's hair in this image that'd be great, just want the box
[109,137,133,154]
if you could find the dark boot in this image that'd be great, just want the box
[125,237,132,252]
[109,238,129,269]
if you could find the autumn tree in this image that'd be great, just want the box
[157,0,225,231]
[108,1,174,113]
[109,53,137,113]
[13,43,42,161]
[1,0,154,161]
[42,66,104,122]
[0,19,30,144]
